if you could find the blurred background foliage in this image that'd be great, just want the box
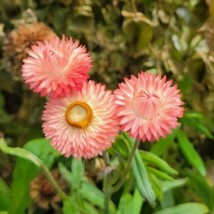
[0,0,214,213]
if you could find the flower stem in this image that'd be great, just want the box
[112,138,140,193]
[41,164,68,201]
[131,0,137,14]
[103,152,111,214]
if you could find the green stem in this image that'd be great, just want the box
[131,0,137,14]
[103,152,111,214]
[111,138,140,194]
[0,138,68,201]
[41,164,68,200]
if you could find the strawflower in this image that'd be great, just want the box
[114,71,184,142]
[42,80,119,158]
[22,35,92,98]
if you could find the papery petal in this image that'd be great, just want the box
[114,71,184,142]
[42,80,120,159]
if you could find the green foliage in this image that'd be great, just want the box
[187,170,214,212]
[176,129,206,176]
[153,203,209,214]
[9,157,38,214]
[59,160,116,214]
[0,177,10,210]
[121,133,156,206]
[111,132,184,208]
[181,112,213,139]
[123,18,153,51]
[161,179,188,193]
[141,150,178,175]
[116,189,143,214]
[0,0,214,213]
[0,138,60,213]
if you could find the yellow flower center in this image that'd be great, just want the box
[65,101,93,128]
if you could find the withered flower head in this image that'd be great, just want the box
[85,157,106,181]
[4,22,56,76]
[29,170,68,210]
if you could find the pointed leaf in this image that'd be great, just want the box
[154,202,209,214]
[80,181,116,213]
[147,167,174,181]
[161,178,188,192]
[122,133,156,206]
[141,150,178,175]
[177,129,206,176]
[0,177,10,210]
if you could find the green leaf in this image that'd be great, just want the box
[0,139,39,214]
[8,155,39,214]
[141,150,178,175]
[161,190,175,209]
[58,162,73,186]
[181,117,213,139]
[183,112,204,120]
[122,133,156,207]
[0,177,10,210]
[177,73,192,96]
[60,162,116,214]
[63,198,80,214]
[0,138,59,168]
[123,18,153,50]
[24,138,60,167]
[133,150,156,206]
[109,135,129,158]
[116,189,143,214]
[187,170,214,211]
[132,188,144,214]
[71,159,84,190]
[148,173,163,201]
[3,138,60,214]
[80,181,116,213]
[136,21,153,50]
[82,201,99,214]
[176,129,206,176]
[116,193,133,214]
[161,178,188,192]
[147,167,174,181]
[153,202,209,214]
[80,181,105,208]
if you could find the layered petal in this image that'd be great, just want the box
[22,35,92,98]
[42,80,119,159]
[114,71,184,142]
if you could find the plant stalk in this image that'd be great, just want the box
[103,152,111,214]
[112,138,141,193]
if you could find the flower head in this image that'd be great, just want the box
[114,72,184,142]
[22,35,92,98]
[4,22,56,76]
[42,80,119,158]
[30,170,68,210]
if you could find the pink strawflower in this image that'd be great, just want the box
[22,35,92,98]
[114,71,184,142]
[42,80,119,159]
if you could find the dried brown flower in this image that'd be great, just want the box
[4,22,56,76]
[85,157,106,181]
[29,170,68,210]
